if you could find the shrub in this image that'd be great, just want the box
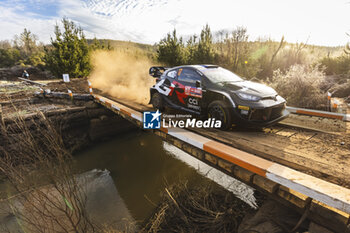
[270,64,328,109]
[329,79,350,98]
[319,55,350,75]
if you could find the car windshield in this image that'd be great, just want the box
[203,67,243,83]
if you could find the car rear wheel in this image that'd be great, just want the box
[208,100,232,130]
[151,93,164,111]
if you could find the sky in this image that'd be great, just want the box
[0,0,349,46]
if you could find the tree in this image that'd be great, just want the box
[45,18,90,78]
[14,28,38,58]
[229,27,249,71]
[90,37,112,51]
[157,29,186,66]
[185,35,197,64]
[193,24,215,64]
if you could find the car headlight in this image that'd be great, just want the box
[236,93,261,101]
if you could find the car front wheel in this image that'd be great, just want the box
[151,93,164,111]
[208,100,232,130]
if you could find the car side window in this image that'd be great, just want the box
[177,68,201,86]
[166,70,177,79]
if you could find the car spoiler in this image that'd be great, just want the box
[149,66,168,78]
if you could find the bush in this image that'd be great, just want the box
[329,79,350,98]
[270,64,328,109]
[319,55,350,75]
[0,48,21,67]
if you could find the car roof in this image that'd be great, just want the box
[170,64,219,71]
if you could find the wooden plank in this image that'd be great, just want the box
[18,77,47,86]
[287,106,349,121]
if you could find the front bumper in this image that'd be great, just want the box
[233,103,289,126]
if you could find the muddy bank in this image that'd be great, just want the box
[0,66,54,81]
[0,96,137,154]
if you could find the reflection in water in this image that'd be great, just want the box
[0,169,137,233]
[74,130,257,228]
[82,169,137,232]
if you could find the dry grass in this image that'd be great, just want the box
[270,64,328,109]
[142,181,251,233]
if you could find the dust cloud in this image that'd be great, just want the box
[89,50,156,105]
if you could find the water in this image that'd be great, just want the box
[74,130,256,227]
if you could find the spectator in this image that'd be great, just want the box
[22,70,29,79]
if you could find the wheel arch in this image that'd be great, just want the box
[205,90,236,109]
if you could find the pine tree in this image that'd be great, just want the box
[194,24,215,64]
[14,28,38,58]
[157,29,186,66]
[186,35,198,64]
[45,18,90,78]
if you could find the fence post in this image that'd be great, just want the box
[327,92,332,112]
[332,99,339,112]
[68,90,73,100]
[88,81,93,95]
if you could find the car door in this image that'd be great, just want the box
[176,68,203,113]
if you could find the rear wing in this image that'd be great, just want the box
[149,66,168,78]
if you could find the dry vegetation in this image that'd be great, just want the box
[0,111,98,232]
[269,64,328,109]
[142,181,252,233]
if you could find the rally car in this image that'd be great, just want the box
[149,65,289,129]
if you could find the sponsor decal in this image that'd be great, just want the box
[238,105,250,110]
[188,97,198,105]
[187,104,200,110]
[187,97,200,110]
[185,86,202,98]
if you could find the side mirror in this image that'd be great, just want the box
[195,80,201,88]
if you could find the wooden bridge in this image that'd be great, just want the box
[90,92,350,233]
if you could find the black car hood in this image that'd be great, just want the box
[221,80,277,98]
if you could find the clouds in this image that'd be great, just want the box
[0,0,349,46]
[0,2,57,42]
